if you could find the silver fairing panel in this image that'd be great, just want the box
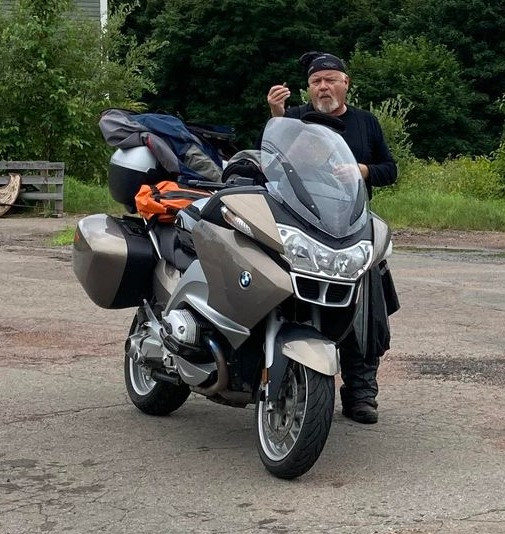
[371,213,391,266]
[192,221,293,329]
[166,260,250,349]
[153,258,180,306]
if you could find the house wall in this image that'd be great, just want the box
[1,0,107,26]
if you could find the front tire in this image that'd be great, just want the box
[124,317,190,416]
[256,360,335,479]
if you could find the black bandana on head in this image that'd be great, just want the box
[299,51,347,77]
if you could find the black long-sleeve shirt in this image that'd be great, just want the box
[284,103,397,198]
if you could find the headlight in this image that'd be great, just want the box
[278,224,372,280]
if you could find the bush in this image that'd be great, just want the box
[0,0,161,183]
[369,96,414,170]
[349,37,484,160]
[397,156,505,200]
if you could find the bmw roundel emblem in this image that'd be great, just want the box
[239,271,252,289]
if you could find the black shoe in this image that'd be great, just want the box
[342,402,378,424]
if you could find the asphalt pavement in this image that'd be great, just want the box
[0,217,504,534]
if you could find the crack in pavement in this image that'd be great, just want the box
[458,507,505,522]
[2,403,129,425]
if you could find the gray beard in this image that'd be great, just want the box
[314,98,340,114]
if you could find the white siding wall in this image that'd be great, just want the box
[1,0,107,25]
[75,0,100,19]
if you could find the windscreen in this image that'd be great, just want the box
[261,117,367,238]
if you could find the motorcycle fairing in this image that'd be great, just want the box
[153,258,180,306]
[166,260,250,349]
[220,194,284,253]
[371,213,392,267]
[276,324,338,376]
[192,220,293,329]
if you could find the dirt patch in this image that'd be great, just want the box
[393,228,505,251]
[0,321,125,368]
[397,355,505,386]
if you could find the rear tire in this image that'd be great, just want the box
[256,360,335,479]
[124,316,190,416]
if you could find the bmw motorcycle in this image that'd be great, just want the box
[73,115,392,479]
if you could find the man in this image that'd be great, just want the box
[266,51,399,424]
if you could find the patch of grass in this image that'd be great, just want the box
[372,189,505,231]
[396,156,505,200]
[51,226,76,246]
[52,176,125,246]
[64,175,123,214]
[60,157,505,243]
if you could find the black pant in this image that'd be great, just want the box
[339,260,399,407]
[339,330,379,407]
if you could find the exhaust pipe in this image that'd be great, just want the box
[191,337,229,396]
[151,369,182,386]
[125,334,145,363]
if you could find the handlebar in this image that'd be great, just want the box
[187,176,258,190]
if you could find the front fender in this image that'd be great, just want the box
[268,324,339,401]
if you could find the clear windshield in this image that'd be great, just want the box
[261,117,367,238]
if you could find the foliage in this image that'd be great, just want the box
[369,96,414,169]
[388,0,505,153]
[395,156,505,200]
[143,0,391,147]
[0,0,161,182]
[110,0,505,162]
[349,37,484,160]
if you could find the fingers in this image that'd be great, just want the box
[267,84,291,117]
[332,163,359,181]
[267,84,291,105]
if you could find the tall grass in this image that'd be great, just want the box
[365,96,505,230]
[397,156,505,200]
[370,149,505,231]
[372,190,505,231]
[62,161,505,232]
[60,112,505,234]
[64,176,123,214]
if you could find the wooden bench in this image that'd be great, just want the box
[0,161,65,216]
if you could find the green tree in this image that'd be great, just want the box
[389,0,505,153]
[146,0,381,146]
[349,37,484,159]
[110,0,504,158]
[0,0,160,181]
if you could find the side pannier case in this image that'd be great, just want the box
[73,214,155,309]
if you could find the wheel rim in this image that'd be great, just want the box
[129,358,157,395]
[258,362,308,461]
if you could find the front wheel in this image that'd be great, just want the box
[256,360,335,479]
[124,317,190,416]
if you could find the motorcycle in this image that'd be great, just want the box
[72,114,392,479]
